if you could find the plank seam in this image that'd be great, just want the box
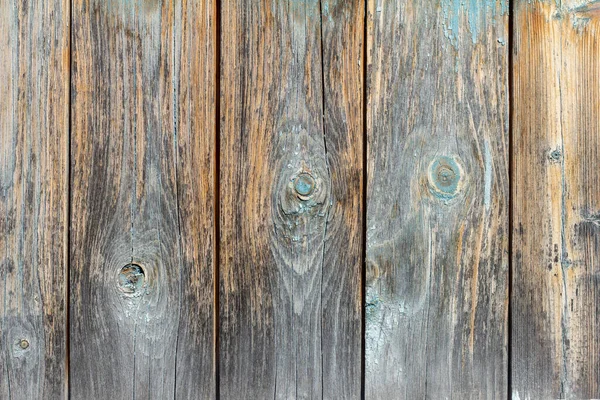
[361,0,368,398]
[508,0,514,398]
[66,0,73,397]
[318,2,327,397]
[171,0,183,397]
[214,0,222,397]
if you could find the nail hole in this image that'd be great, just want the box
[293,173,316,199]
[117,263,146,296]
[549,149,562,163]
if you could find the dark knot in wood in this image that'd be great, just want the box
[117,263,146,296]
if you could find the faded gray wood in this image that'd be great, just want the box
[0,0,69,399]
[70,1,215,398]
[365,0,509,398]
[219,0,363,398]
[512,1,600,398]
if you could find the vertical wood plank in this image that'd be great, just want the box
[512,1,600,398]
[70,0,215,398]
[0,0,69,398]
[172,0,217,398]
[219,1,363,398]
[366,1,509,398]
[320,2,364,398]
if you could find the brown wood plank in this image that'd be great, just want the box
[0,0,69,398]
[365,0,509,398]
[512,1,600,398]
[219,1,363,398]
[70,0,215,398]
[172,1,217,398]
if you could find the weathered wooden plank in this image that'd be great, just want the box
[512,1,600,398]
[0,0,69,398]
[320,2,364,398]
[366,0,509,398]
[172,1,217,398]
[219,1,363,398]
[70,0,215,398]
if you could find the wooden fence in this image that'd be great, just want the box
[1,0,599,398]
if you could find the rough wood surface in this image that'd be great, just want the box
[172,1,217,398]
[512,1,600,398]
[0,0,69,399]
[219,1,363,398]
[365,0,509,398]
[70,0,215,398]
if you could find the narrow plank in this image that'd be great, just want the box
[512,1,600,398]
[366,0,509,398]
[172,0,217,398]
[0,0,69,398]
[219,1,363,398]
[320,2,364,398]
[70,0,215,398]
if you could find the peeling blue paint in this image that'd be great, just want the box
[441,0,508,47]
[322,1,330,17]
[570,0,600,30]
[101,0,161,23]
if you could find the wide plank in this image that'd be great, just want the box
[70,0,215,398]
[219,1,364,398]
[366,0,509,398]
[512,1,600,398]
[0,0,69,398]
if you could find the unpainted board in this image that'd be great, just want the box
[366,0,509,398]
[219,0,364,398]
[70,0,215,398]
[512,1,600,398]
[0,0,69,399]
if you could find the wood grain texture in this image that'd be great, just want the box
[219,0,363,398]
[512,1,600,398]
[172,1,217,398]
[70,0,215,398]
[0,0,69,398]
[365,0,509,398]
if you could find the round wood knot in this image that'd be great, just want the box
[428,156,463,199]
[293,173,316,200]
[117,264,146,296]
